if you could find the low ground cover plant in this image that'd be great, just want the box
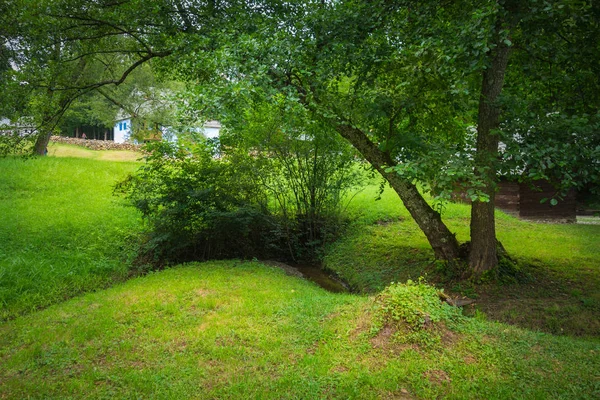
[372,279,464,348]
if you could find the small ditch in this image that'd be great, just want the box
[263,261,350,293]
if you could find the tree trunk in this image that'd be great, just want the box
[33,132,51,156]
[32,56,88,156]
[337,124,460,262]
[468,20,513,275]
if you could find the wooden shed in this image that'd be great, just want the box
[496,179,577,223]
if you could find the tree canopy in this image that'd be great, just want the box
[3,0,599,276]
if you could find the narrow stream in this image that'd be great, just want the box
[288,264,350,293]
[262,260,350,293]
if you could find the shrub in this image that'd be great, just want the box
[116,141,284,265]
[116,132,358,267]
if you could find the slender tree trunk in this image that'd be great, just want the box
[468,20,513,275]
[32,56,88,156]
[337,124,460,261]
[33,132,51,155]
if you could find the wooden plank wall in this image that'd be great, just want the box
[496,181,520,216]
[519,180,577,222]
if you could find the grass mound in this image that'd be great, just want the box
[1,261,598,399]
[372,280,464,348]
[325,184,600,337]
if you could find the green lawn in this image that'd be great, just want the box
[0,154,141,321]
[325,184,600,336]
[47,142,141,162]
[1,261,598,399]
[0,153,598,398]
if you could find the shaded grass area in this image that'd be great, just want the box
[325,184,600,337]
[0,156,141,321]
[1,261,598,399]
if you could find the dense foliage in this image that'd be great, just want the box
[116,141,276,264]
[118,129,360,265]
[3,0,599,275]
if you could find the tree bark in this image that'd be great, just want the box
[33,132,52,155]
[468,22,513,275]
[337,124,460,262]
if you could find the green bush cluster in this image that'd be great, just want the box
[116,141,278,265]
[372,279,464,347]
[116,138,356,266]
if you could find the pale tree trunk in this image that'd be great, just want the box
[33,132,52,155]
[32,56,87,156]
[337,124,460,262]
[468,17,513,275]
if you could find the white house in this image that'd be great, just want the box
[202,120,221,139]
[113,117,132,144]
[113,116,220,144]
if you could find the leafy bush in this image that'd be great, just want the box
[117,131,359,266]
[221,96,363,260]
[372,279,464,347]
[116,141,284,265]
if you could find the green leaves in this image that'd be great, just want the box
[372,278,464,347]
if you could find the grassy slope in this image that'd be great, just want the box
[0,153,141,320]
[325,184,600,336]
[0,152,598,398]
[47,142,141,162]
[1,261,598,399]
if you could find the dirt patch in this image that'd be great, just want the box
[375,217,404,226]
[458,271,600,337]
[370,324,394,348]
[439,323,460,346]
[349,303,375,340]
[306,340,319,355]
[195,288,213,297]
[380,388,414,399]
[424,369,451,385]
[369,324,417,355]
[463,354,477,365]
[331,365,349,373]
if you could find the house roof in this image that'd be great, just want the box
[204,120,221,128]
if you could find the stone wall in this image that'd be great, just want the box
[50,136,141,151]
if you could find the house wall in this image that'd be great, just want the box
[113,118,131,144]
[519,180,577,222]
[203,126,220,139]
[496,181,520,216]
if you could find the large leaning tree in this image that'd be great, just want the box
[3,0,598,276]
[172,0,598,275]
